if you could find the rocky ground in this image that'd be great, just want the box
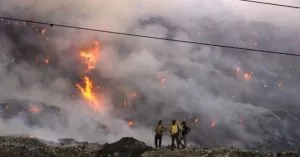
[0,136,299,157]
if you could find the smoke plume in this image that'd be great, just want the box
[0,0,300,151]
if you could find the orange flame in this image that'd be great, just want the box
[29,105,41,113]
[278,81,283,88]
[239,119,245,128]
[194,118,199,123]
[210,119,216,128]
[160,77,166,88]
[41,28,47,34]
[129,92,137,99]
[235,66,241,73]
[44,58,49,64]
[128,120,135,127]
[123,100,127,107]
[79,41,101,72]
[243,72,252,81]
[75,76,102,111]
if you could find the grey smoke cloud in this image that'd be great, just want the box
[223,0,300,28]
[0,0,300,150]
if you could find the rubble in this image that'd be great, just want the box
[142,147,300,157]
[94,137,152,157]
[0,136,101,157]
[0,136,299,157]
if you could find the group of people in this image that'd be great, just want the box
[154,119,191,150]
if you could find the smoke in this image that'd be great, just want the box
[223,0,300,28]
[0,0,300,151]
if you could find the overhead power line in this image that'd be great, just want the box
[240,0,300,9]
[0,16,300,57]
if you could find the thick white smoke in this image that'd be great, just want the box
[223,0,300,28]
[0,0,299,149]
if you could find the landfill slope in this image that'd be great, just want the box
[0,136,299,157]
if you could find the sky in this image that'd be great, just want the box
[0,0,300,150]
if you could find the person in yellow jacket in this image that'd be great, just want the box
[154,120,166,148]
[170,119,181,150]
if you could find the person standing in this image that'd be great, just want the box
[170,120,180,150]
[154,120,166,148]
[179,121,191,149]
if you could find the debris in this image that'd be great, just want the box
[0,136,299,157]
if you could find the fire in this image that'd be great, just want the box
[129,91,137,99]
[123,100,127,107]
[29,105,41,113]
[235,66,241,73]
[160,77,166,88]
[243,72,252,81]
[128,120,135,127]
[210,119,216,128]
[79,41,101,72]
[123,91,138,108]
[44,58,49,64]
[75,40,104,111]
[75,76,102,111]
[41,28,47,34]
[131,92,137,98]
[278,81,283,88]
[239,119,245,128]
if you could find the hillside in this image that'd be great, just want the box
[0,136,299,157]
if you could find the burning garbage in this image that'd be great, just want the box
[79,40,101,72]
[29,105,41,114]
[75,76,103,111]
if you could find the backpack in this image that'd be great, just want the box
[182,125,191,135]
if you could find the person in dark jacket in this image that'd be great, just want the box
[179,121,191,149]
[154,120,166,148]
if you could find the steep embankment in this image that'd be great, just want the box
[0,136,299,157]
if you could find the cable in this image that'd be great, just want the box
[240,0,300,9]
[0,16,299,57]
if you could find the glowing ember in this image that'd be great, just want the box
[29,105,41,113]
[75,76,102,111]
[132,92,137,98]
[239,119,245,128]
[194,118,199,123]
[128,120,135,127]
[79,41,101,72]
[278,82,283,88]
[123,100,127,107]
[160,77,166,88]
[41,28,47,34]
[243,72,252,81]
[44,58,49,64]
[210,119,216,128]
[235,66,241,73]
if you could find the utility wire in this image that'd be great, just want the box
[240,0,300,9]
[0,16,299,57]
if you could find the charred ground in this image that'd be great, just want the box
[0,136,299,157]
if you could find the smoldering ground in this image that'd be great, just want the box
[0,0,300,151]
